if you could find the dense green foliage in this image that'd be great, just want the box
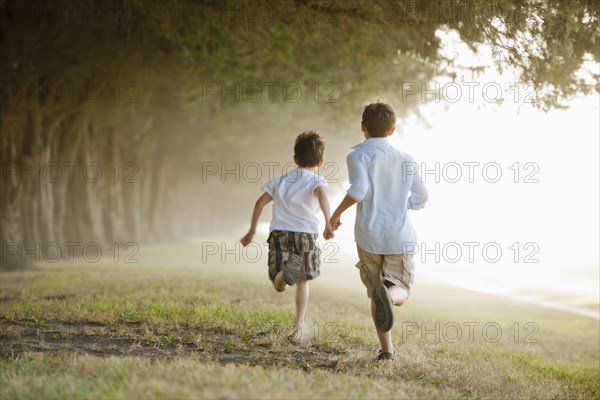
[1,0,598,266]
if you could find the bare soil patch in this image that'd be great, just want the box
[0,317,344,373]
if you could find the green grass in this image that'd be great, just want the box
[0,353,465,399]
[1,243,598,399]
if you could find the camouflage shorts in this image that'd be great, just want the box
[267,230,321,282]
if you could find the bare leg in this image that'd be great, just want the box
[371,300,394,353]
[273,270,287,292]
[386,282,409,306]
[295,279,309,325]
[372,282,408,353]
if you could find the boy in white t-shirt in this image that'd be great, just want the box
[241,131,334,332]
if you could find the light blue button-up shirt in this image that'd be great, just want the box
[346,137,428,254]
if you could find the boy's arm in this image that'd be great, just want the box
[315,186,334,239]
[330,195,357,231]
[240,192,273,246]
[408,163,428,210]
[330,153,363,230]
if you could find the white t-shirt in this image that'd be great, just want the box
[261,168,328,234]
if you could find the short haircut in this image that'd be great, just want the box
[362,101,397,137]
[294,131,325,168]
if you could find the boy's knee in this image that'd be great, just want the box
[274,284,286,292]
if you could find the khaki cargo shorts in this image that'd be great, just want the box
[355,245,415,298]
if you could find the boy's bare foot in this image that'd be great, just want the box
[372,285,394,332]
[283,254,302,285]
[287,323,302,343]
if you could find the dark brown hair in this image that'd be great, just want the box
[362,101,397,137]
[294,131,325,167]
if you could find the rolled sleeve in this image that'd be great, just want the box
[407,164,428,210]
[313,177,328,192]
[346,153,369,202]
[261,180,274,197]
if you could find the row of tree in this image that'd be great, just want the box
[1,0,598,267]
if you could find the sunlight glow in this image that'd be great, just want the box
[331,29,600,318]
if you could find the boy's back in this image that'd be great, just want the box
[263,168,327,234]
[347,137,427,254]
[240,131,334,341]
[330,100,428,360]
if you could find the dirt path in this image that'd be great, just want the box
[0,317,345,373]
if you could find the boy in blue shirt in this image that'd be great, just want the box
[331,101,428,360]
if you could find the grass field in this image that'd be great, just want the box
[1,243,599,399]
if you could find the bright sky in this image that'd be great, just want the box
[404,29,599,265]
[333,29,600,317]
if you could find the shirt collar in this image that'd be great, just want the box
[351,137,391,150]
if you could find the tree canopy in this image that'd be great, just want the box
[1,0,598,267]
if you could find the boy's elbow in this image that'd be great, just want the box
[409,194,428,210]
[415,186,429,207]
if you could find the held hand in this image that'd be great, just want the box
[323,224,335,240]
[330,214,342,231]
[240,231,254,247]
